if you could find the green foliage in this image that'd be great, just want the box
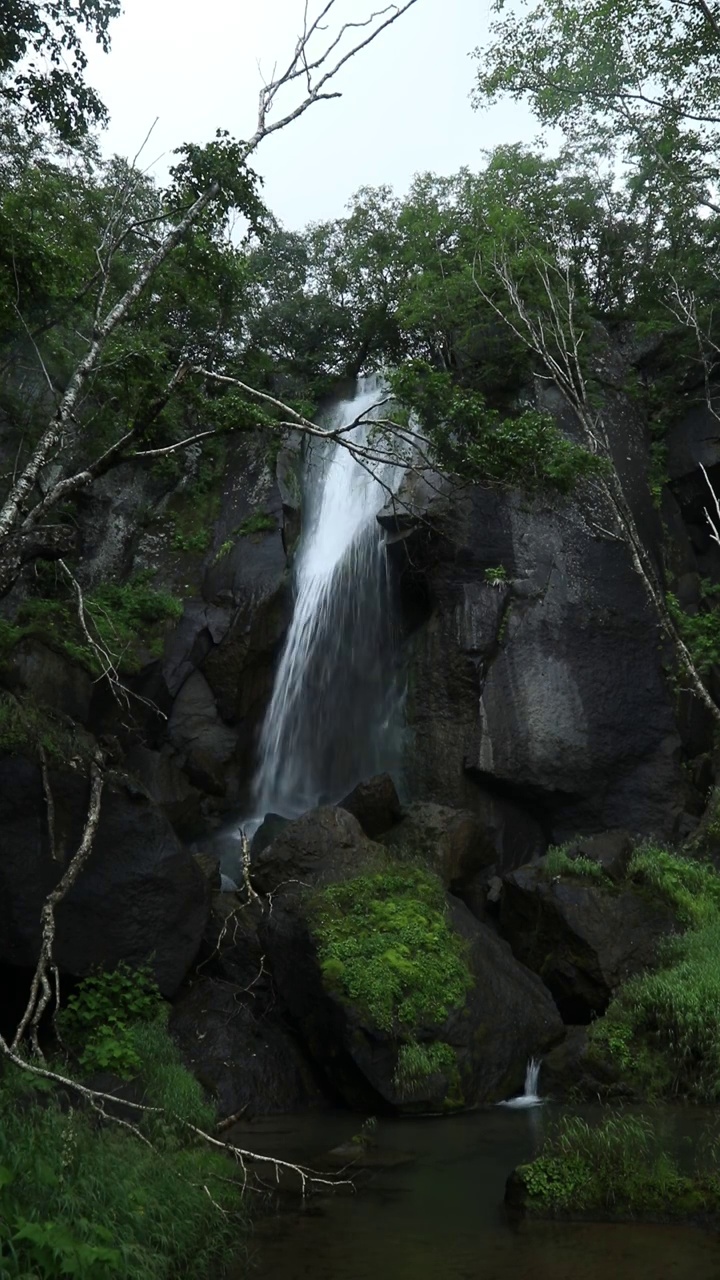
[393,1040,457,1093]
[668,585,720,675]
[237,511,277,536]
[518,1113,692,1215]
[60,964,164,1080]
[6,574,183,677]
[130,1020,216,1141]
[0,1065,244,1280]
[590,847,720,1099]
[390,364,607,494]
[544,844,608,882]
[0,693,70,760]
[484,565,508,587]
[309,867,473,1033]
[628,842,720,928]
[0,2,120,139]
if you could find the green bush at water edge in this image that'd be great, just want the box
[516,1112,720,1217]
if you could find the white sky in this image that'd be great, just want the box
[85,0,538,228]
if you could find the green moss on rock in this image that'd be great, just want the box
[309,867,473,1033]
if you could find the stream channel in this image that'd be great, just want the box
[229,1105,720,1280]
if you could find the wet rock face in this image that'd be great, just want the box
[498,862,677,1021]
[394,479,689,843]
[0,757,209,996]
[339,773,403,839]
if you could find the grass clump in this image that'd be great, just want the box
[589,847,720,1099]
[544,843,608,882]
[237,511,276,536]
[516,1113,700,1216]
[309,867,473,1032]
[628,842,720,928]
[393,1040,457,1092]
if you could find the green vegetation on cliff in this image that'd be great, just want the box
[588,845,720,1099]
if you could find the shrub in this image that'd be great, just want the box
[309,867,473,1032]
[60,963,165,1079]
[237,511,276,536]
[518,1113,687,1214]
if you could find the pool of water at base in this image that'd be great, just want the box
[224,1105,720,1280]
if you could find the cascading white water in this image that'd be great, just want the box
[252,374,405,819]
[498,1057,543,1108]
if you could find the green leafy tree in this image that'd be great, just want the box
[0,0,120,138]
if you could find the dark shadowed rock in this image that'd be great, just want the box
[0,757,208,996]
[499,864,677,1020]
[167,670,237,796]
[125,744,202,834]
[379,801,496,890]
[540,1025,628,1100]
[250,812,290,858]
[339,774,402,838]
[393,457,692,841]
[170,976,325,1118]
[252,806,382,896]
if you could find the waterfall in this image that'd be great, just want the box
[498,1058,543,1108]
[252,374,405,819]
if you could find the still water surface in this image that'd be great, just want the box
[231,1107,720,1280]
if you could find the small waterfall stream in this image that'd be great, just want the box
[252,374,405,820]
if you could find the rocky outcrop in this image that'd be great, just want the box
[339,773,402,838]
[498,862,677,1020]
[0,757,208,996]
[378,800,496,889]
[251,805,382,896]
[170,975,325,1117]
[251,806,562,1111]
[262,890,563,1111]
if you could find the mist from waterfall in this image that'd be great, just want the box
[252,374,405,819]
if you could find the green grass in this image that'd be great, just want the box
[237,511,276,536]
[588,846,720,1099]
[309,867,473,1033]
[544,844,608,882]
[515,1112,713,1217]
[628,842,720,927]
[0,1064,245,1280]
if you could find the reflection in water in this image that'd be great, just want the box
[232,1107,720,1280]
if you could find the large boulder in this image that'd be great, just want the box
[251,806,382,896]
[339,774,402,839]
[260,880,563,1112]
[0,757,209,996]
[379,800,496,890]
[499,863,677,1020]
[170,975,325,1118]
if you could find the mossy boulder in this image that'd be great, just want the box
[499,861,677,1020]
[259,832,563,1111]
